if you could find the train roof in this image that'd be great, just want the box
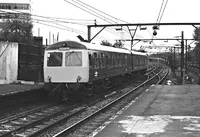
[131,50,147,56]
[148,57,165,60]
[45,40,147,56]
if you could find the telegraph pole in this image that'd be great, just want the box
[181,31,184,84]
[185,40,188,74]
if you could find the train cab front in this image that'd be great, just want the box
[43,41,89,99]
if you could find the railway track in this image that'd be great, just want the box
[0,65,167,137]
[51,66,168,137]
[0,103,86,137]
[0,88,46,110]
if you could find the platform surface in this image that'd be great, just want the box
[0,83,43,96]
[91,84,200,137]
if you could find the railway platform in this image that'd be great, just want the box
[92,84,200,137]
[0,82,43,96]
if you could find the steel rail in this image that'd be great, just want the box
[53,66,166,137]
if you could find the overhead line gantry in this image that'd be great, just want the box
[87,22,200,43]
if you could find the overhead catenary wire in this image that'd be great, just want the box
[0,10,87,35]
[0,9,94,22]
[31,13,94,26]
[64,0,144,37]
[76,0,128,23]
[32,20,86,35]
[31,6,125,38]
[0,10,113,40]
[75,0,146,39]
[156,0,165,23]
[156,0,169,24]
[0,9,93,26]
[151,0,169,45]
[64,0,114,24]
[158,0,168,23]
[73,0,131,38]
[0,2,143,41]
[64,0,143,39]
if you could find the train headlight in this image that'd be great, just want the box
[77,75,81,82]
[47,76,51,82]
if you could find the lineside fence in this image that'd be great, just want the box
[0,37,44,84]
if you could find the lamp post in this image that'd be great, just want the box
[174,33,185,84]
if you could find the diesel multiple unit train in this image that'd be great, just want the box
[43,40,148,100]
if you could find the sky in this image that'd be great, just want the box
[31,0,200,50]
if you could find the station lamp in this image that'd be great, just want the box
[153,30,157,36]
[152,25,159,36]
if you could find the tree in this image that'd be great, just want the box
[113,40,124,48]
[193,27,200,64]
[193,26,200,84]
[0,17,33,43]
[100,40,113,46]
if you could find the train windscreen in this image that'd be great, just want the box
[65,51,82,66]
[47,52,63,67]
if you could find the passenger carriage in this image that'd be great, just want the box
[43,40,148,100]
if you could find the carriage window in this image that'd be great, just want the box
[89,53,92,67]
[47,52,62,67]
[93,52,98,69]
[112,54,114,67]
[65,52,82,66]
[94,53,97,58]
[119,54,122,66]
[116,54,119,67]
[100,53,105,68]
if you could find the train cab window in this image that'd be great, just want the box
[47,52,63,67]
[65,51,82,66]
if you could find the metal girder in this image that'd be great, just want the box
[87,22,200,43]
[88,22,200,28]
[127,25,139,50]
[115,38,195,41]
[88,26,106,42]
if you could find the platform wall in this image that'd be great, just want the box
[0,42,18,84]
